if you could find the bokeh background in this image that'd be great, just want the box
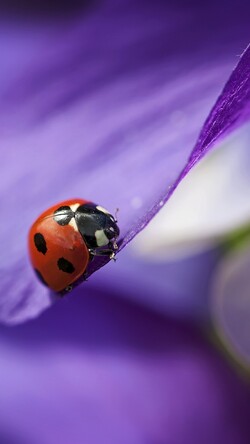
[0,0,250,443]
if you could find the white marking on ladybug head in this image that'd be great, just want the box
[95,229,109,247]
[69,218,78,231]
[70,203,81,212]
[96,205,110,215]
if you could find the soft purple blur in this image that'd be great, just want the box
[1,285,250,444]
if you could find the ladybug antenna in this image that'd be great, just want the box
[114,207,119,223]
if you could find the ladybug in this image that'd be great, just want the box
[28,199,120,293]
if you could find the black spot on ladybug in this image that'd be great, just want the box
[34,233,47,255]
[34,269,48,287]
[53,206,74,226]
[57,257,75,273]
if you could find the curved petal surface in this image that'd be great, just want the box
[0,0,250,323]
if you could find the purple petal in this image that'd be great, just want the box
[0,289,250,444]
[123,45,250,247]
[0,0,250,323]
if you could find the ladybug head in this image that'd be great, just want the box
[75,203,120,249]
[103,213,120,241]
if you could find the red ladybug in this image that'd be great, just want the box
[28,199,120,293]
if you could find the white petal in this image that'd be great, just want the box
[133,123,250,260]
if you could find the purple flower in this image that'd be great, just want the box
[1,0,250,323]
[0,0,250,442]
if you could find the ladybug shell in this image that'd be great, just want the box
[28,199,90,292]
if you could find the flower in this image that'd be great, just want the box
[1,0,250,323]
[0,0,250,443]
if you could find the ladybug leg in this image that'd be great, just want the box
[81,270,89,282]
[88,248,117,261]
[64,285,73,293]
[58,284,73,297]
[112,239,119,251]
[88,239,119,261]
